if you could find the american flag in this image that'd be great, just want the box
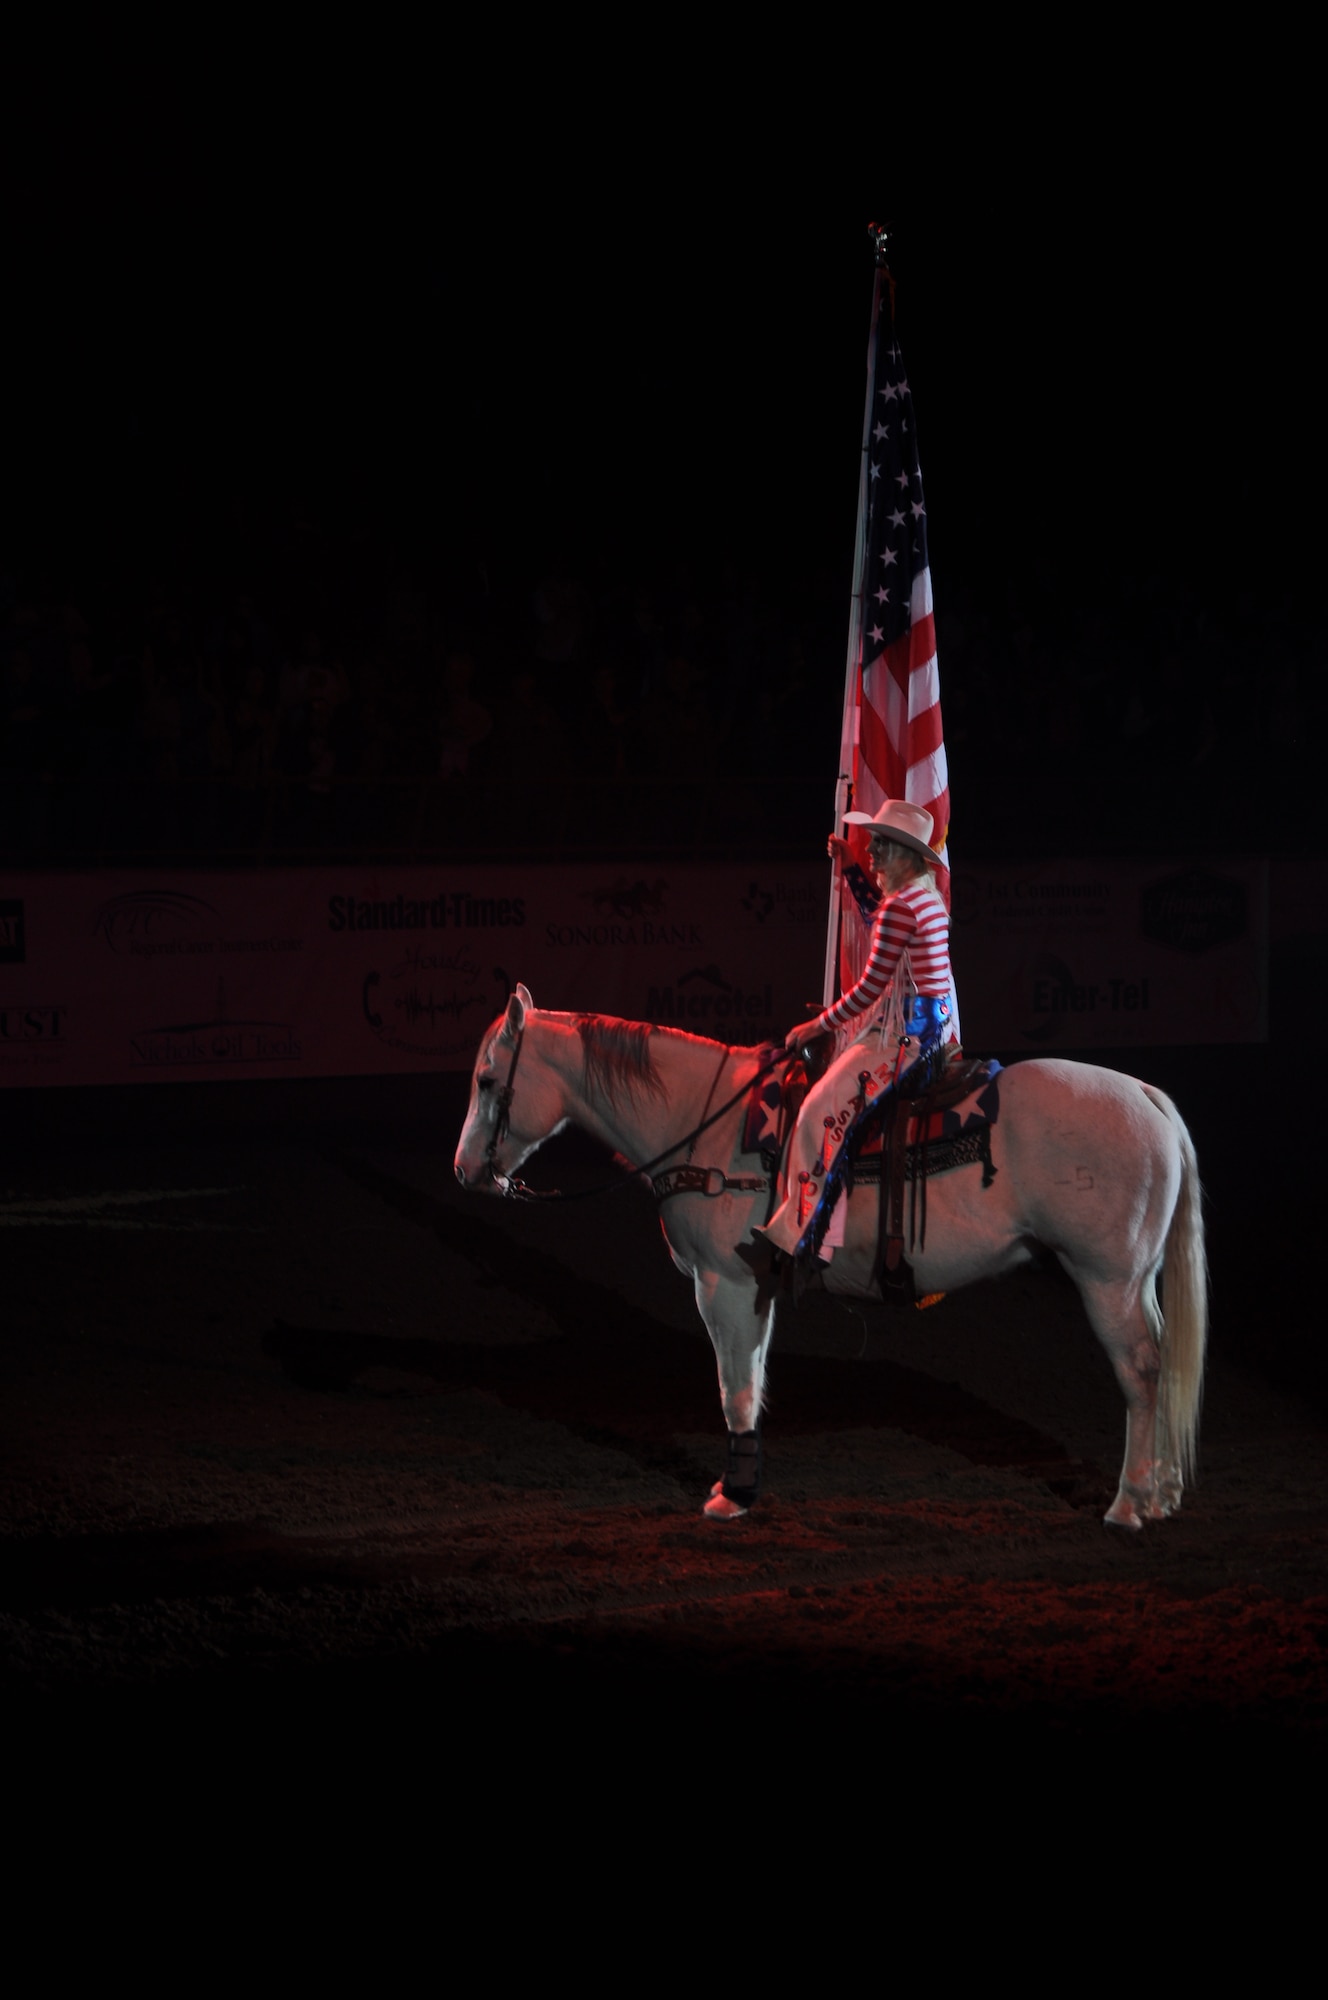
[830,266,951,1001]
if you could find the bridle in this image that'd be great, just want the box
[480,1018,530,1195]
[478,1017,792,1204]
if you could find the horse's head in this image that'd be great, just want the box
[454,983,568,1193]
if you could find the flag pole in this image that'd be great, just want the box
[822,225,892,1008]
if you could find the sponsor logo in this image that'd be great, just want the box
[385,940,483,983]
[741,882,774,923]
[0,1004,67,1042]
[980,879,1110,917]
[130,977,300,1068]
[362,958,500,1058]
[740,878,818,924]
[328,892,525,932]
[1141,870,1247,954]
[584,878,668,921]
[0,1002,68,1067]
[546,917,701,948]
[94,888,301,958]
[95,889,217,950]
[646,963,775,1041]
[1022,952,1151,1041]
[1010,882,1109,901]
[0,900,25,963]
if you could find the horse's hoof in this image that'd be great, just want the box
[1104,1491,1145,1531]
[704,1491,748,1521]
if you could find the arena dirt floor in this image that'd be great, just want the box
[4,1054,1326,1785]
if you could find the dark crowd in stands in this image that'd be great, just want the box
[1,507,1319,864]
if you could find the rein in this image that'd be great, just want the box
[485,1029,791,1205]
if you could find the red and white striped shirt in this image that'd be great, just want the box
[816,880,951,1033]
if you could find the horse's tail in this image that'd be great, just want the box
[1140,1084,1208,1485]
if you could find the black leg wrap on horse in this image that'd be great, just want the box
[721,1427,761,1508]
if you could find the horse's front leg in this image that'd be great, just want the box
[692,1267,775,1521]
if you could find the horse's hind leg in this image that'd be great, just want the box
[1073,1272,1176,1531]
[693,1270,774,1522]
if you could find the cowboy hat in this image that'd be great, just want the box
[842,798,937,862]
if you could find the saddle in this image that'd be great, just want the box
[856,1054,1000,1285]
[788,1050,1002,1299]
[664,1048,1001,1304]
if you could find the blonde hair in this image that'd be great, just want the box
[869,835,937,894]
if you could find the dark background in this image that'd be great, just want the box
[7,94,1324,858]
[12,115,1320,587]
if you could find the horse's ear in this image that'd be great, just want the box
[501,984,531,1043]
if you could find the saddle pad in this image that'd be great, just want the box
[742,1045,788,1158]
[849,1126,995,1184]
[854,1057,1003,1160]
[744,1051,1004,1164]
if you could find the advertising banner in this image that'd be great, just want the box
[0,855,1267,1088]
[951,856,1268,1050]
[0,864,828,1087]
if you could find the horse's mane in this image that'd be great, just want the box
[575,1013,667,1109]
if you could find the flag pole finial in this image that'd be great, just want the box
[867,221,892,268]
[867,221,897,321]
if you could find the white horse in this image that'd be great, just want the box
[454,985,1207,1533]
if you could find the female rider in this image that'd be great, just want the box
[757,797,959,1264]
